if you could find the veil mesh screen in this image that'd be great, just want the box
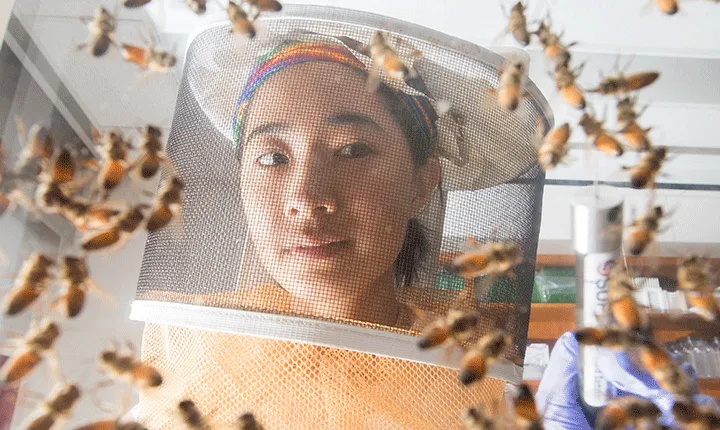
[134,9,548,428]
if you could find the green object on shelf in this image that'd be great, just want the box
[532,267,576,303]
[435,271,465,290]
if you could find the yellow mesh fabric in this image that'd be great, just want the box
[136,286,509,428]
[138,323,505,429]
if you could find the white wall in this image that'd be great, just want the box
[0,0,13,42]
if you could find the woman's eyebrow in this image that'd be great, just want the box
[246,122,290,142]
[327,112,383,131]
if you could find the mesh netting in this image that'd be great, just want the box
[131,5,550,428]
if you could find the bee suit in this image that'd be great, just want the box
[129,5,551,428]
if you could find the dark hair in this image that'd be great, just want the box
[375,83,437,288]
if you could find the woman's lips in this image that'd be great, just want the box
[290,240,349,259]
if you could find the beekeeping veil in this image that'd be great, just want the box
[130,5,552,428]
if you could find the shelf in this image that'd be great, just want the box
[528,304,720,345]
[522,378,720,399]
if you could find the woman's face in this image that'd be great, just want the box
[240,61,438,305]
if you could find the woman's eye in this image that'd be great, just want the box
[338,142,373,158]
[256,152,289,166]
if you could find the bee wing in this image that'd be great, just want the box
[120,44,149,69]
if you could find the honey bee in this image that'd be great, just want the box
[588,65,660,96]
[3,253,54,316]
[534,18,576,67]
[131,125,167,180]
[0,320,61,383]
[99,340,163,389]
[187,0,208,14]
[538,123,571,170]
[596,396,661,430]
[62,199,123,231]
[77,6,117,57]
[459,330,511,385]
[120,44,177,74]
[626,205,665,256]
[81,204,149,251]
[14,117,53,175]
[122,0,152,7]
[448,237,523,279]
[492,61,528,111]
[684,292,720,322]
[227,1,257,38]
[623,147,667,189]
[574,327,644,350]
[620,123,653,152]
[500,2,531,46]
[367,31,420,91]
[21,383,81,430]
[677,255,714,294]
[639,340,695,398]
[91,128,134,198]
[654,0,680,15]
[34,148,79,215]
[178,400,211,430]
[578,112,624,157]
[672,399,720,430]
[552,63,586,110]
[52,256,113,318]
[146,176,184,232]
[616,96,647,130]
[512,384,542,430]
[237,412,264,430]
[461,406,496,430]
[416,309,481,349]
[607,265,637,302]
[610,293,649,332]
[76,419,148,430]
[246,0,282,12]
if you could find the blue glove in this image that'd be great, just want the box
[535,332,718,429]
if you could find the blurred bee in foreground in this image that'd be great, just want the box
[588,57,660,95]
[122,0,152,8]
[131,125,167,180]
[227,0,257,38]
[177,399,211,430]
[685,292,720,322]
[237,412,264,430]
[77,6,117,57]
[620,122,653,152]
[578,112,624,157]
[460,330,510,385]
[246,0,283,13]
[498,1,531,46]
[626,205,665,256]
[574,327,645,350]
[0,320,62,384]
[76,418,148,430]
[14,117,54,175]
[52,256,114,318]
[491,61,528,111]
[367,31,421,91]
[672,399,720,430]
[81,204,149,252]
[121,44,177,76]
[98,340,163,390]
[512,384,543,430]
[146,176,185,232]
[596,396,661,430]
[537,123,571,170]
[605,266,649,332]
[3,252,54,316]
[616,96,647,130]
[91,127,134,199]
[187,0,208,14]
[415,309,481,350]
[654,0,680,16]
[21,383,81,430]
[639,340,696,398]
[448,237,523,280]
[623,147,667,189]
[461,405,496,430]
[677,255,714,294]
[552,63,586,110]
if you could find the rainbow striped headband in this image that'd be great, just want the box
[231,41,438,148]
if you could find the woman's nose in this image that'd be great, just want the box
[284,159,337,219]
